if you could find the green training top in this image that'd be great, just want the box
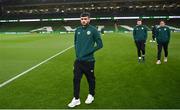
[156,26,171,44]
[133,25,148,41]
[74,25,103,61]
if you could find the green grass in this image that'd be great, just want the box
[0,32,180,109]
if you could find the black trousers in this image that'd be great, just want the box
[73,60,95,99]
[157,42,169,60]
[135,40,146,57]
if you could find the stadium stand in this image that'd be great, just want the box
[0,0,179,33]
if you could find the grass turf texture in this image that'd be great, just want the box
[0,33,179,109]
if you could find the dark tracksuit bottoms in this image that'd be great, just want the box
[135,40,146,57]
[157,42,169,60]
[73,60,95,99]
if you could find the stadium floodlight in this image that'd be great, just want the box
[155,5,159,8]
[149,5,153,8]
[142,6,146,8]
[136,6,140,8]
[73,8,77,10]
[97,7,101,9]
[129,6,133,8]
[91,7,95,10]
[6,10,10,13]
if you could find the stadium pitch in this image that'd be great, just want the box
[0,32,179,109]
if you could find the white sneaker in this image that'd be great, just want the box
[156,60,161,65]
[68,97,81,108]
[164,57,168,63]
[85,94,94,104]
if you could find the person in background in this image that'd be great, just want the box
[156,20,171,64]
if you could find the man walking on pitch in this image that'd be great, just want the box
[133,19,148,63]
[156,20,171,64]
[150,25,157,43]
[68,12,103,108]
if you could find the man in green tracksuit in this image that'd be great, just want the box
[156,20,171,64]
[133,19,148,63]
[68,12,103,108]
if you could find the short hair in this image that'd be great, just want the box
[80,12,90,18]
[160,20,165,23]
[137,19,142,22]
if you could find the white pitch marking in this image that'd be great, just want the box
[0,45,74,88]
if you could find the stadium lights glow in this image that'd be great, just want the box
[155,5,159,8]
[97,7,101,9]
[64,18,80,21]
[19,10,23,12]
[91,7,95,10]
[1,16,180,22]
[149,5,153,8]
[6,11,10,13]
[170,16,180,18]
[169,5,174,7]
[19,19,40,22]
[114,17,139,19]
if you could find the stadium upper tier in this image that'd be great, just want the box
[0,0,179,19]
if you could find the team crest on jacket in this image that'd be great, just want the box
[87,31,91,35]
[142,27,144,30]
[78,32,80,35]
[164,28,167,31]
